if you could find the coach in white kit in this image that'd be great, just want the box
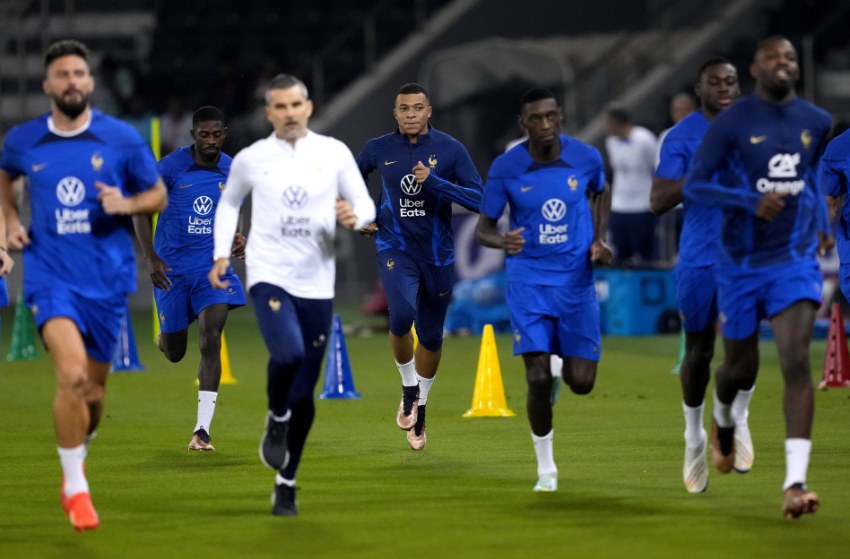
[208,73,375,516]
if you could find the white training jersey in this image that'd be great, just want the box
[213,130,376,298]
[606,125,657,213]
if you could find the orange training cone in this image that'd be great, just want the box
[819,303,850,389]
[463,324,515,417]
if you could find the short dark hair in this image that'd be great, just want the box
[44,39,90,71]
[192,106,224,128]
[395,82,429,100]
[754,35,793,61]
[519,88,558,112]
[605,104,631,125]
[697,56,734,81]
[265,74,309,104]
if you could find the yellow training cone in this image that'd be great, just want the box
[463,324,515,417]
[194,331,237,385]
[219,332,237,384]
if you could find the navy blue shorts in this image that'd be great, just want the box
[377,249,453,351]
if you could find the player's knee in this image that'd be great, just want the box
[268,346,304,369]
[417,334,444,353]
[526,369,552,399]
[56,367,87,397]
[163,347,186,363]
[567,369,596,395]
[84,383,105,407]
[198,331,222,359]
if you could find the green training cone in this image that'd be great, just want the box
[6,291,38,361]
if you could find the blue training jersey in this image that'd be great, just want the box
[481,134,606,287]
[0,276,7,307]
[655,111,721,268]
[356,126,483,266]
[822,128,850,264]
[0,109,160,298]
[155,146,232,275]
[685,94,831,270]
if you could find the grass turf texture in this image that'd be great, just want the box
[1,306,849,559]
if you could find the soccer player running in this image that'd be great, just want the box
[0,39,167,531]
[208,74,375,516]
[650,57,754,494]
[476,88,612,492]
[685,36,833,519]
[133,106,246,452]
[356,83,483,451]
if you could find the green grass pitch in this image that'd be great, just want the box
[1,306,849,559]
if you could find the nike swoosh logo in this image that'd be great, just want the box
[179,184,193,189]
[750,135,767,144]
[31,163,48,172]
[384,161,397,166]
[439,291,451,297]
[520,185,535,192]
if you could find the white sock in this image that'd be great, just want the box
[731,386,754,425]
[58,444,89,497]
[271,409,291,423]
[712,389,734,428]
[415,372,435,405]
[783,438,812,490]
[531,430,557,477]
[682,401,705,447]
[275,473,295,487]
[194,391,218,434]
[396,358,417,387]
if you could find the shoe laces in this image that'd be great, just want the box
[413,405,426,436]
[402,386,419,415]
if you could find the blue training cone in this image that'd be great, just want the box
[319,314,360,399]
[111,307,145,372]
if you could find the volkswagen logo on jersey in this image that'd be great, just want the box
[193,196,214,215]
[56,177,86,207]
[400,174,422,196]
[539,198,568,245]
[283,185,308,209]
[541,198,567,222]
[55,177,91,234]
[758,153,804,195]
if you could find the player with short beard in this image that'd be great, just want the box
[0,39,167,531]
[685,36,833,519]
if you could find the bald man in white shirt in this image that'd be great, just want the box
[209,74,375,517]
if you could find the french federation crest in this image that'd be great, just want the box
[800,129,812,150]
[428,155,437,169]
[91,152,103,171]
[567,175,578,191]
[386,258,395,271]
